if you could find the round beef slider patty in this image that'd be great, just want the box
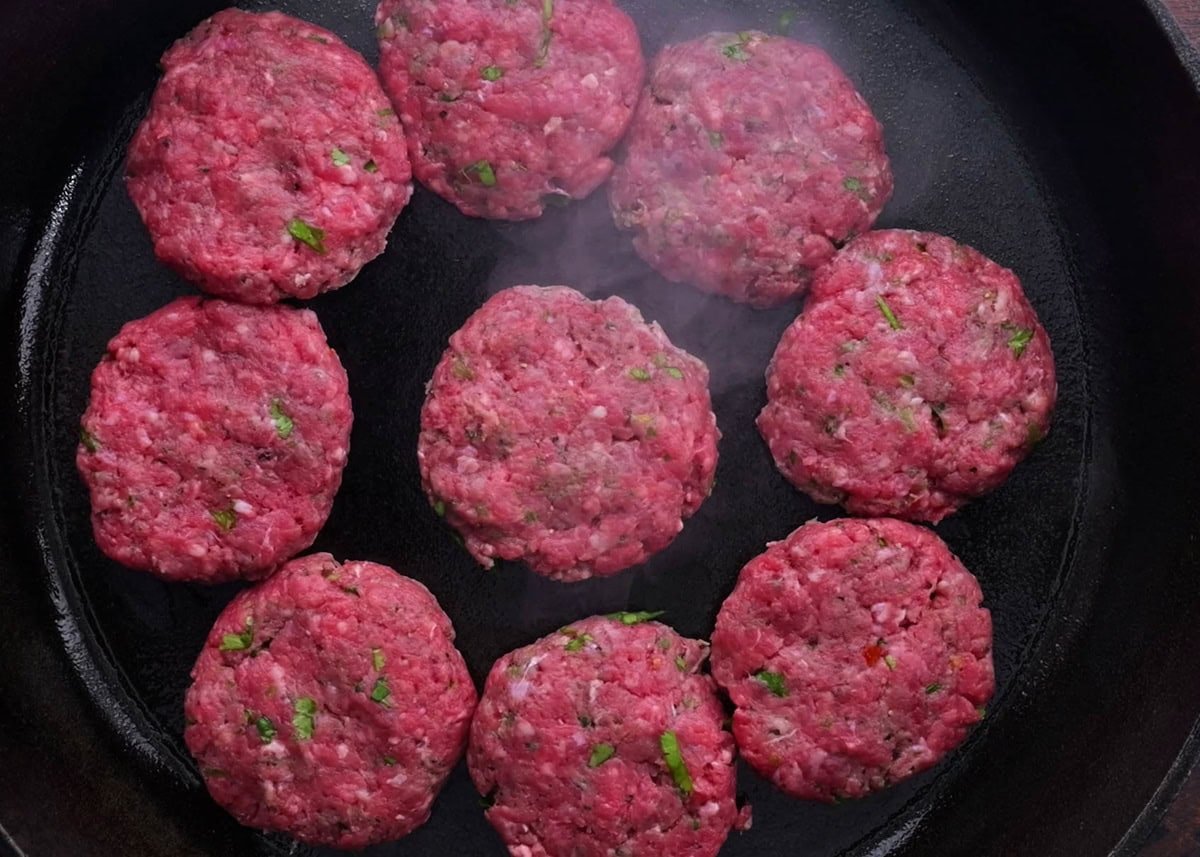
[469,614,746,857]
[712,518,994,801]
[375,0,644,219]
[76,297,351,583]
[127,9,412,304]
[758,230,1057,522]
[610,31,892,307]
[418,286,719,582]
[185,554,476,848]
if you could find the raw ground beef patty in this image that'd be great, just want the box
[469,614,746,857]
[711,518,994,801]
[127,8,412,304]
[76,297,351,583]
[185,553,477,849]
[375,0,644,220]
[418,286,719,582]
[758,230,1057,522]
[610,31,892,307]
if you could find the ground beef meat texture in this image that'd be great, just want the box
[76,297,352,583]
[711,518,994,802]
[418,285,719,582]
[185,553,477,849]
[610,31,892,307]
[375,0,644,220]
[469,614,746,857]
[126,8,412,304]
[758,229,1057,522]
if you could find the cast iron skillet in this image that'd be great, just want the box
[2,0,1200,855]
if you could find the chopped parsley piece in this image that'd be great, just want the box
[372,648,385,671]
[675,655,688,672]
[219,618,254,652]
[778,8,797,32]
[377,107,395,117]
[482,65,504,81]
[578,714,594,728]
[1027,423,1045,446]
[875,295,903,330]
[210,508,237,532]
[306,35,329,44]
[292,697,316,740]
[269,398,294,439]
[588,743,616,768]
[660,731,693,796]
[523,510,538,523]
[884,655,898,671]
[331,148,350,167]
[364,160,379,173]
[753,670,788,698]
[383,755,397,766]
[899,374,915,387]
[925,682,943,694]
[663,366,684,380]
[254,715,276,744]
[843,176,869,200]
[452,357,475,380]
[606,610,665,625]
[433,499,446,517]
[1007,327,1034,357]
[79,427,99,453]
[480,790,497,809]
[287,218,327,254]
[723,41,749,61]
[707,130,724,149]
[628,367,651,381]
[535,0,554,67]
[370,677,392,705]
[439,92,459,102]
[564,631,593,653]
[468,160,497,187]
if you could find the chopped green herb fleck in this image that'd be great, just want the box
[370,677,392,705]
[722,41,749,61]
[433,500,447,517]
[306,35,329,44]
[628,367,651,381]
[293,697,316,740]
[578,714,594,728]
[707,130,724,149]
[1007,327,1034,357]
[660,731,693,796]
[931,403,948,436]
[898,407,916,433]
[884,655,898,671]
[606,610,665,625]
[875,295,903,330]
[219,618,254,652]
[977,706,988,719]
[753,670,788,698]
[468,160,497,187]
[778,8,797,32]
[211,508,237,532]
[269,398,294,439]
[1027,423,1045,446]
[535,0,554,67]
[439,92,459,102]
[331,148,350,167]
[925,682,943,694]
[372,648,385,671]
[383,755,397,766]
[675,655,688,672]
[564,632,593,653]
[452,357,475,380]
[254,715,276,743]
[588,743,616,767]
[80,427,99,453]
[523,510,538,523]
[480,790,497,809]
[843,176,869,200]
[287,218,327,254]
[899,374,915,388]
[663,366,684,380]
[364,160,379,173]
[482,65,504,81]
[377,107,395,117]
[833,363,848,378]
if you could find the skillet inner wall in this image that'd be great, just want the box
[8,0,1198,854]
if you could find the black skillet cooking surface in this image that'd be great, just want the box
[3,0,1200,855]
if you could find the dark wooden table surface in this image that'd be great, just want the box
[1164,0,1200,40]
[1135,10,1197,854]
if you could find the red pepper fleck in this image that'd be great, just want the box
[862,644,884,667]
